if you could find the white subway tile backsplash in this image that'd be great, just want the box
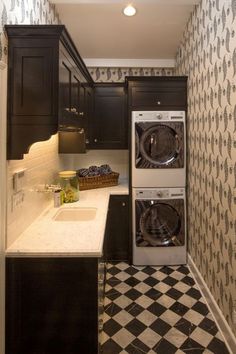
[7,134,61,247]
[60,150,129,179]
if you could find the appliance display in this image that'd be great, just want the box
[132,111,186,187]
[132,187,186,265]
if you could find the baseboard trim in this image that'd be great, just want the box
[188,254,236,354]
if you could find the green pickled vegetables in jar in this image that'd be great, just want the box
[59,170,79,203]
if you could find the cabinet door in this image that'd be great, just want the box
[90,85,127,149]
[59,51,72,129]
[6,258,98,354]
[104,195,129,261]
[128,78,187,110]
[131,86,186,108]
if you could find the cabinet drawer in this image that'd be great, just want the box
[131,87,186,107]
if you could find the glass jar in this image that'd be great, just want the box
[59,170,79,203]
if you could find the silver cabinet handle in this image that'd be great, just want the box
[94,138,98,143]
[79,112,84,116]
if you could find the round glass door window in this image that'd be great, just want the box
[140,203,181,246]
[139,125,180,166]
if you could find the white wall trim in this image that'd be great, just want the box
[188,254,236,354]
[0,60,7,354]
[84,58,175,68]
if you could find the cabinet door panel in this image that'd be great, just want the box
[90,85,127,149]
[131,87,186,108]
[12,47,54,120]
[104,195,129,261]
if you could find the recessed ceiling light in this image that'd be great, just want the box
[123,4,136,17]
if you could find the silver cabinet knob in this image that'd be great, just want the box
[94,138,98,143]
[157,101,161,105]
[79,112,84,116]
[122,202,126,207]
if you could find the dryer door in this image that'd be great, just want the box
[135,122,184,168]
[135,199,185,247]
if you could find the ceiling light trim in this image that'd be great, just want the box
[84,58,175,68]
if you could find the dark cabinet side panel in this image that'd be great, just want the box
[104,195,129,261]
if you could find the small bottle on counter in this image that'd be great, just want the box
[54,189,63,207]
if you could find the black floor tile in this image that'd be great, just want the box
[166,287,183,300]
[125,302,144,317]
[101,338,122,354]
[153,338,177,354]
[147,302,166,316]
[174,318,197,335]
[207,336,230,354]
[125,338,150,354]
[192,301,209,316]
[125,318,146,337]
[169,301,189,316]
[198,317,218,335]
[150,318,172,336]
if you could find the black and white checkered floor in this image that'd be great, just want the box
[101,263,230,354]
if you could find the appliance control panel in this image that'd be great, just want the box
[135,188,185,199]
[132,111,185,122]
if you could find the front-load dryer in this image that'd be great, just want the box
[132,187,186,266]
[131,111,186,187]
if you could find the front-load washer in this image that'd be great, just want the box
[131,111,186,187]
[132,187,186,266]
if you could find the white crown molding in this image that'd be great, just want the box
[188,254,236,354]
[84,58,175,68]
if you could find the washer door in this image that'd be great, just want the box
[140,125,179,166]
[135,199,185,247]
[135,122,184,168]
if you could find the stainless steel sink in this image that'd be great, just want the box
[53,207,97,221]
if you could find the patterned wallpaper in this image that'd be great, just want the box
[176,0,236,335]
[0,0,60,63]
[88,67,174,82]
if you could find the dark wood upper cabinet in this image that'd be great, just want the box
[89,83,127,149]
[126,76,187,110]
[5,25,93,160]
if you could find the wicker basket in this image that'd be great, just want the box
[78,172,119,191]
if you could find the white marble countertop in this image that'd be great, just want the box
[6,179,129,258]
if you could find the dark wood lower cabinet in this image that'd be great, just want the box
[6,257,99,354]
[104,195,129,261]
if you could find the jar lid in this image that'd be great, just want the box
[59,170,76,178]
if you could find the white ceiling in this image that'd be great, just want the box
[52,0,200,66]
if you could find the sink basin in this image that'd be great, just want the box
[53,207,97,221]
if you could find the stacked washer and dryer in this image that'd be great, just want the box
[131,111,187,265]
